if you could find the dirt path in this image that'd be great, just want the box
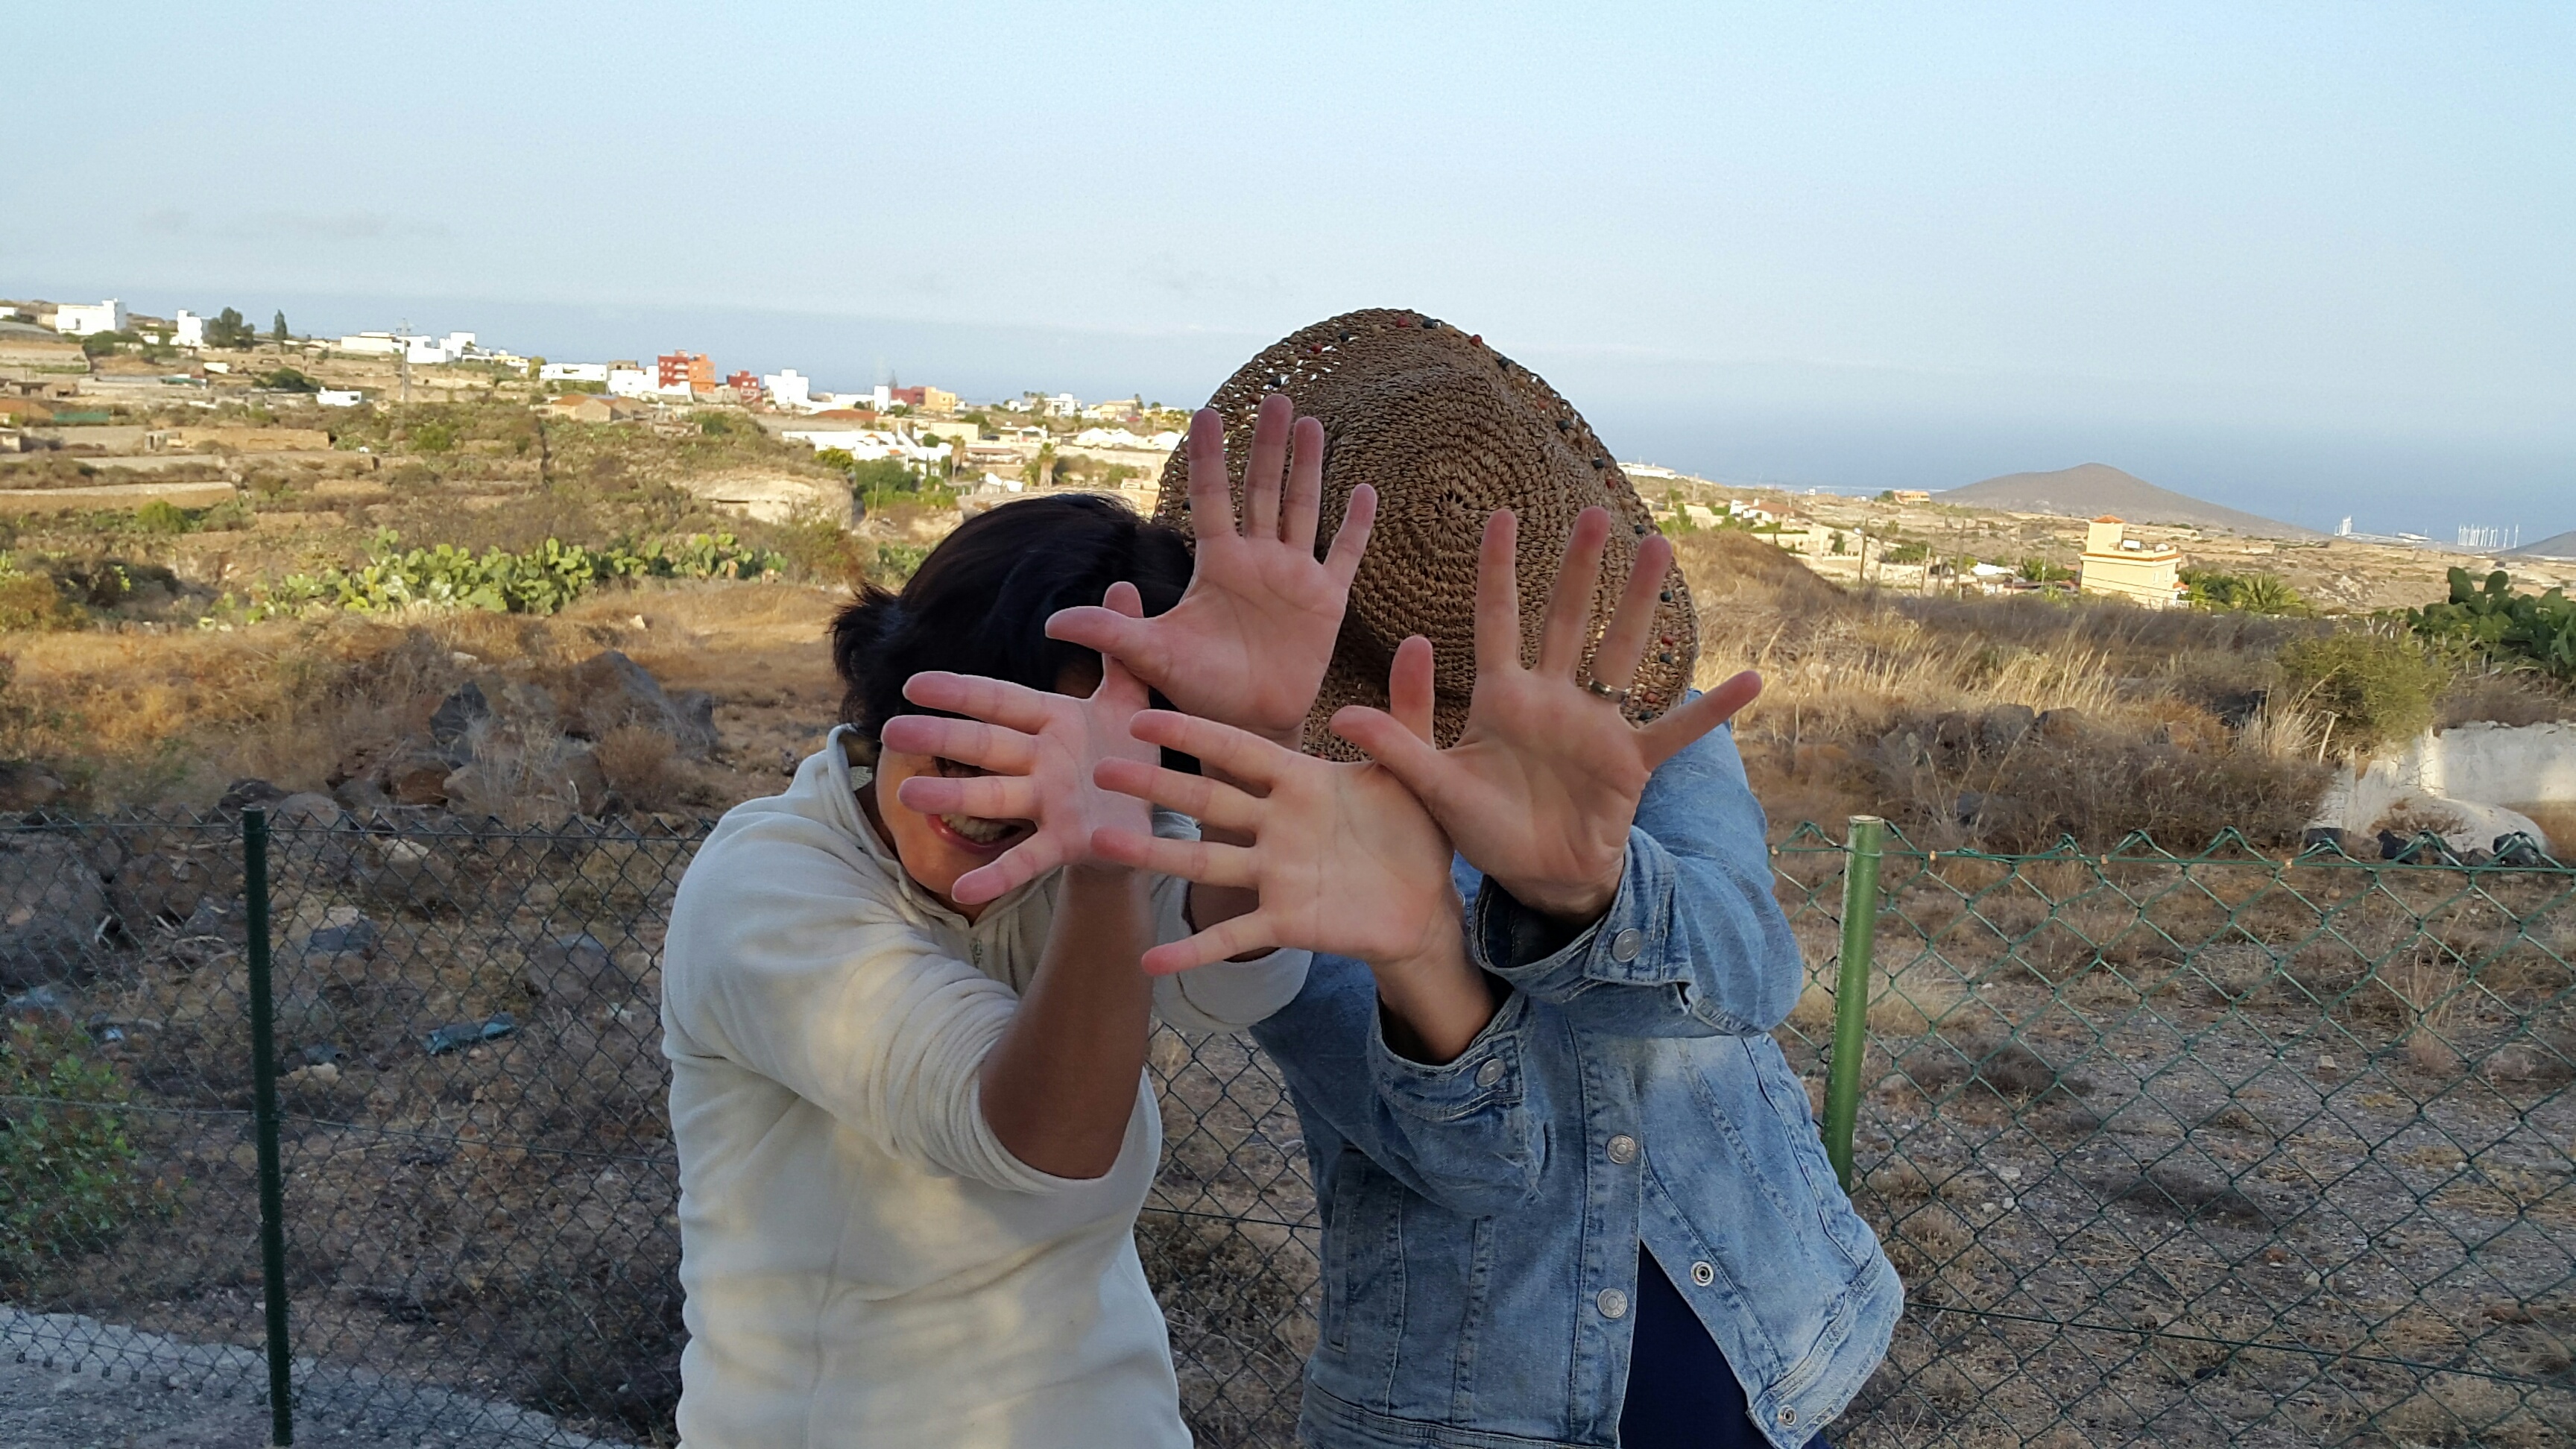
[0,1307,636,1449]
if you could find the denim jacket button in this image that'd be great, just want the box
[1475,1058,1506,1088]
[1691,1260,1715,1287]
[1595,1287,1629,1320]
[1606,1134,1638,1165]
[1778,1407,1798,1426]
[1609,928,1644,963]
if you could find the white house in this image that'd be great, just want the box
[780,427,950,465]
[539,362,610,383]
[763,369,812,410]
[171,311,206,349]
[317,389,364,408]
[605,367,656,398]
[405,332,476,365]
[53,300,129,336]
[1045,392,1079,415]
[336,332,406,356]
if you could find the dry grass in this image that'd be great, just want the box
[1674,530,2337,848]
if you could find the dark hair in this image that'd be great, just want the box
[832,494,1191,746]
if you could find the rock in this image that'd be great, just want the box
[1977,704,2036,755]
[332,774,394,812]
[565,650,717,758]
[523,932,622,1000]
[2491,832,2553,868]
[2299,827,2370,858]
[2036,707,2089,742]
[108,848,238,932]
[359,837,454,908]
[0,838,109,987]
[558,745,611,815]
[2378,829,2457,865]
[384,748,454,806]
[428,681,492,760]
[0,760,66,812]
[303,916,381,957]
[218,777,289,813]
[4,983,76,1020]
[271,791,342,827]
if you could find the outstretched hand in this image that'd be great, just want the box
[1046,394,1377,748]
[1329,508,1762,924]
[883,584,1158,906]
[1089,707,1495,1061]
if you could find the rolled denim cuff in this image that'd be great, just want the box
[1470,827,1685,991]
[1367,988,1530,1123]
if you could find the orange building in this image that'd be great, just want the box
[657,351,716,394]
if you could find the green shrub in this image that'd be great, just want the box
[1,1018,171,1279]
[0,567,83,631]
[239,530,786,622]
[132,499,195,534]
[2404,568,2576,681]
[2182,568,2310,616]
[2277,632,2447,756]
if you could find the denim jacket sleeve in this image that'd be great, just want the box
[1466,719,1802,1038]
[1249,952,1550,1219]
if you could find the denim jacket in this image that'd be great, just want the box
[1248,722,1901,1449]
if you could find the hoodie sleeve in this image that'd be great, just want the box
[663,809,1121,1196]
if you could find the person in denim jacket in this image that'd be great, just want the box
[1075,315,1901,1448]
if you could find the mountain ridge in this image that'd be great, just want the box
[1940,463,2315,539]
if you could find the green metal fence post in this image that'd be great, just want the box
[1822,814,1884,1191]
[243,806,294,1447]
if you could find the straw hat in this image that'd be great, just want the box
[1157,307,1696,757]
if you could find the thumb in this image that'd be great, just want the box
[1102,579,1145,618]
[1329,705,1450,801]
[1638,670,1763,768]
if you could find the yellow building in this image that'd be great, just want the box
[2077,516,2185,607]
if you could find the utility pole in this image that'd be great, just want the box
[398,318,411,406]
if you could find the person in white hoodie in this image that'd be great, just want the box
[661,395,1458,1448]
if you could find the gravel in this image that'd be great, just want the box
[0,1307,638,1449]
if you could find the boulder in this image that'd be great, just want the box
[359,837,454,909]
[272,791,342,827]
[2036,708,2089,742]
[0,760,66,812]
[2299,827,2371,859]
[218,777,289,813]
[332,774,394,812]
[1977,705,2036,756]
[384,748,454,806]
[108,847,239,932]
[0,838,109,987]
[565,650,718,759]
[523,932,625,1001]
[428,681,492,761]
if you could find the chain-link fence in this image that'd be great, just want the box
[4,809,2570,1447]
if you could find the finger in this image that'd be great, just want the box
[1321,483,1377,587]
[1127,709,1287,789]
[894,771,1038,820]
[1184,407,1238,550]
[1045,605,1152,664]
[1588,532,1671,692]
[1328,705,1451,801]
[1095,757,1261,833]
[1284,415,1325,554]
[1638,670,1765,769]
[903,671,1055,733]
[1140,915,1282,976]
[877,715,1038,774]
[1090,827,1258,891]
[1243,393,1292,540]
[1091,580,1153,710]
[1102,579,1144,618]
[1473,509,1524,674]
[1389,635,1435,742]
[1537,508,1611,678]
[949,835,1069,906]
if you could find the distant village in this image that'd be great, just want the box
[5,294,2560,618]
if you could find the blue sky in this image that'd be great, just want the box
[9,3,2571,535]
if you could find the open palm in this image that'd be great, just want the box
[1048,395,1376,747]
[1332,508,1763,923]
[884,586,1158,906]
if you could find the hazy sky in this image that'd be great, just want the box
[10,4,2572,535]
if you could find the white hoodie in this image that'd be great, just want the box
[662,727,1307,1448]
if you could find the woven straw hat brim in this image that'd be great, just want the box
[1158,307,1696,757]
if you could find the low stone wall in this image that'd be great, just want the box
[2318,720,2576,850]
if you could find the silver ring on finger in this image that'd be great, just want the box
[1583,678,1631,704]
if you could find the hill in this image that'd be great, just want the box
[1941,463,2315,538]
[2508,529,2576,561]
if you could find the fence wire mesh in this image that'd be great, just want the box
[4,809,2570,1448]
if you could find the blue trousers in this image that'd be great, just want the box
[1620,1246,1832,1449]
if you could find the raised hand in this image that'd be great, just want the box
[883,584,1158,906]
[1046,394,1377,748]
[1090,707,1495,1060]
[1330,507,1764,924]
